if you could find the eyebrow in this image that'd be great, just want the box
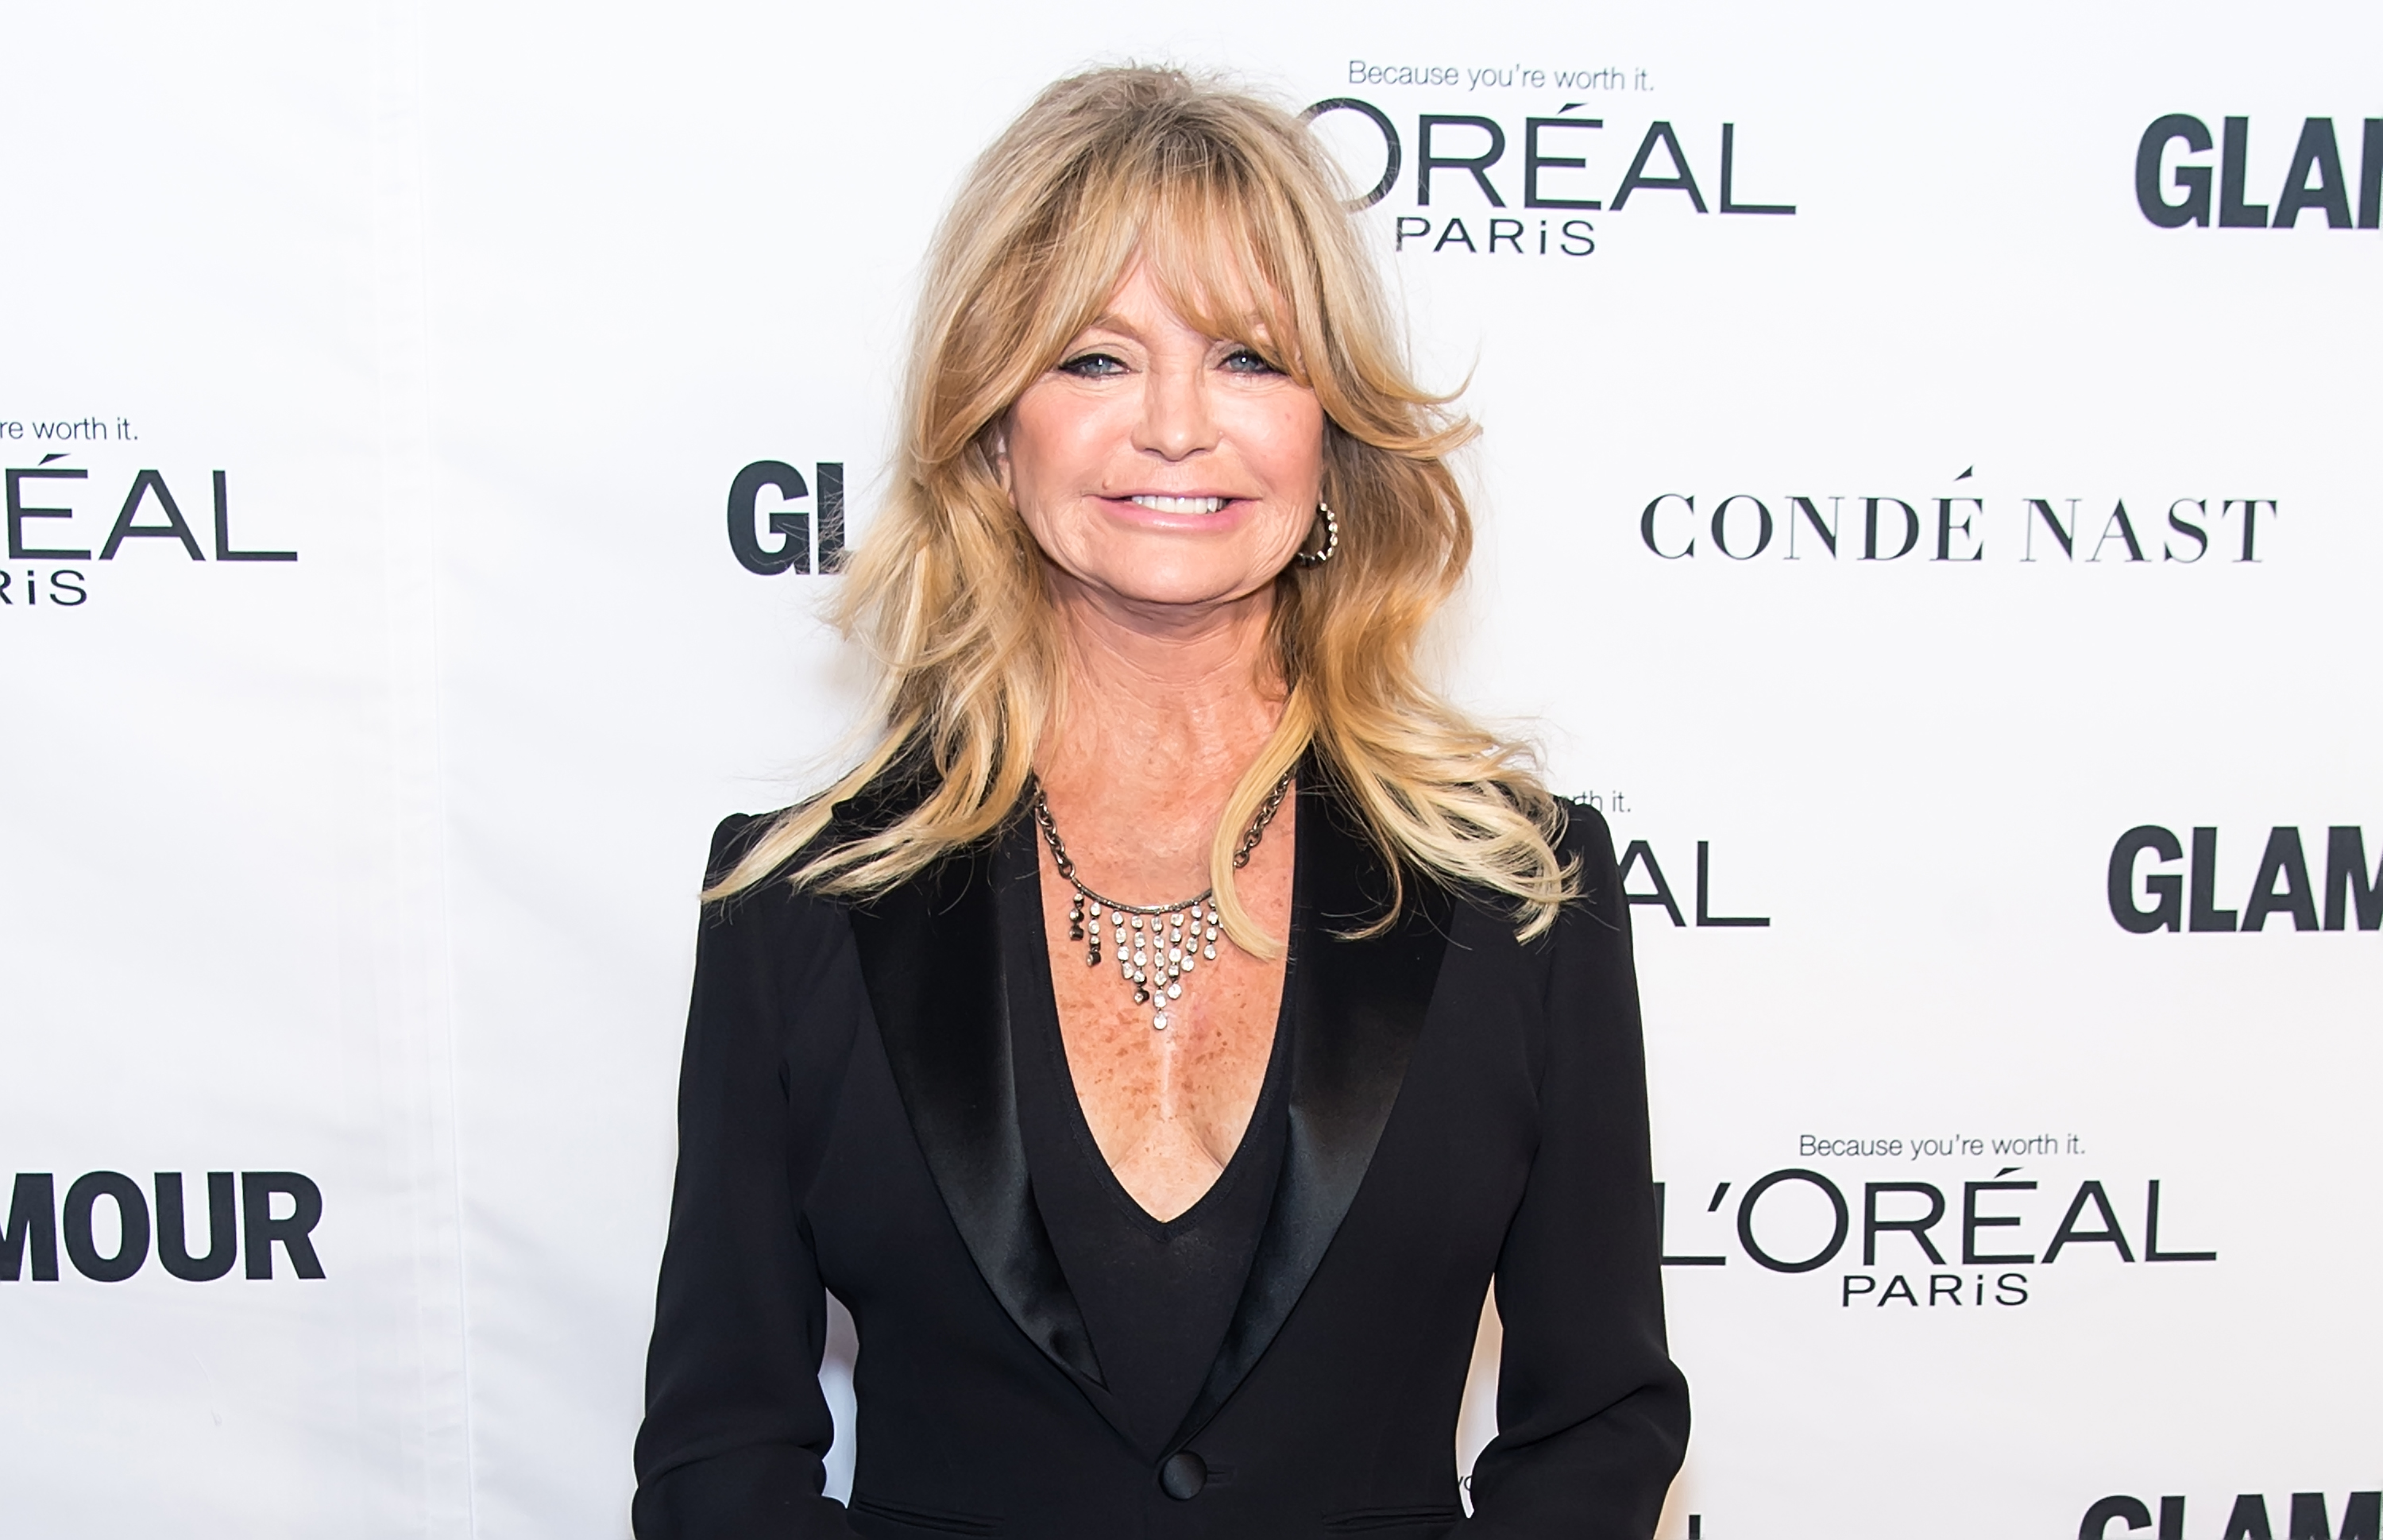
[1074,313,1144,342]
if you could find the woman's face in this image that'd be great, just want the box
[998,262,1326,616]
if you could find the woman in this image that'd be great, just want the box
[634,66,1687,1539]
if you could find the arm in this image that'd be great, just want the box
[632,816,862,1539]
[1465,806,1690,1538]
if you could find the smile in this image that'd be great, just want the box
[1126,495,1230,515]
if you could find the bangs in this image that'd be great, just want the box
[1135,172,1315,376]
[1033,127,1323,384]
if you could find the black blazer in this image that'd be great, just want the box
[633,774,1689,1540]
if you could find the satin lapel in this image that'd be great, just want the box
[847,836,1106,1389]
[1172,775,1454,1445]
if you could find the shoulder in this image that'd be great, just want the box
[686,812,875,1067]
[702,810,778,889]
[1430,797,1627,992]
[1560,799,1626,895]
[1538,799,1640,1036]
[1525,796,1620,891]
[701,755,943,909]
[1545,797,1627,928]
[1426,792,1621,937]
[1548,796,1614,863]
[695,815,840,961]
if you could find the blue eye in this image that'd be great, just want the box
[1058,352,1127,376]
[1222,348,1281,374]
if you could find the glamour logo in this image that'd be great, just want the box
[1639,489,2278,564]
[728,459,847,576]
[2136,114,2383,229]
[1304,98,1794,261]
[1655,1166,2215,1311]
[2,1170,325,1283]
[4,456,296,608]
[2108,825,2381,934]
[2081,1491,2378,1540]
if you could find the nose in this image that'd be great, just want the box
[1130,352,1219,461]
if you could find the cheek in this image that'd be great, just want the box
[1008,387,1117,496]
[1238,395,1327,494]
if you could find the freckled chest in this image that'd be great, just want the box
[1034,807,1293,1205]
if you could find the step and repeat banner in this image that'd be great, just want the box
[2,1,2374,1536]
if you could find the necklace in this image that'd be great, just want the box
[1031,768,1296,1030]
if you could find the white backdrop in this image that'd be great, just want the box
[2,2,2377,1536]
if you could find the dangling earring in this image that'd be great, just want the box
[1294,500,1339,565]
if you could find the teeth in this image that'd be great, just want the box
[1130,495,1227,514]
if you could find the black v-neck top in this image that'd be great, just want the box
[637,785,1692,1537]
[996,816,1292,1457]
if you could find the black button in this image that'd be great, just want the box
[1159,1450,1207,1500]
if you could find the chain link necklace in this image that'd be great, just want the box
[1031,769,1296,1030]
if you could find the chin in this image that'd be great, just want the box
[1099,566,1276,609]
[1069,539,1278,606]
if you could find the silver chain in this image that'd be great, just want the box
[1031,768,1295,1030]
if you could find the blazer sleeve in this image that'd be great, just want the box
[1463,805,1691,1538]
[631,815,862,1539]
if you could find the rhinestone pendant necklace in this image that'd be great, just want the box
[1031,769,1295,1030]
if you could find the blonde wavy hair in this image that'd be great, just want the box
[709,65,1574,944]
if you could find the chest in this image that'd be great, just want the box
[1033,823,1293,1222]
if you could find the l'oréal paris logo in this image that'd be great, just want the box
[1306,96,1794,262]
[1655,1160,2216,1314]
[4,450,295,610]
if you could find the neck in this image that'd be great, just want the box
[1033,573,1285,896]
[1043,573,1284,785]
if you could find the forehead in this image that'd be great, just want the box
[1069,214,1292,357]
[1076,261,1273,341]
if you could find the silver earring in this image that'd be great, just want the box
[1294,500,1338,565]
